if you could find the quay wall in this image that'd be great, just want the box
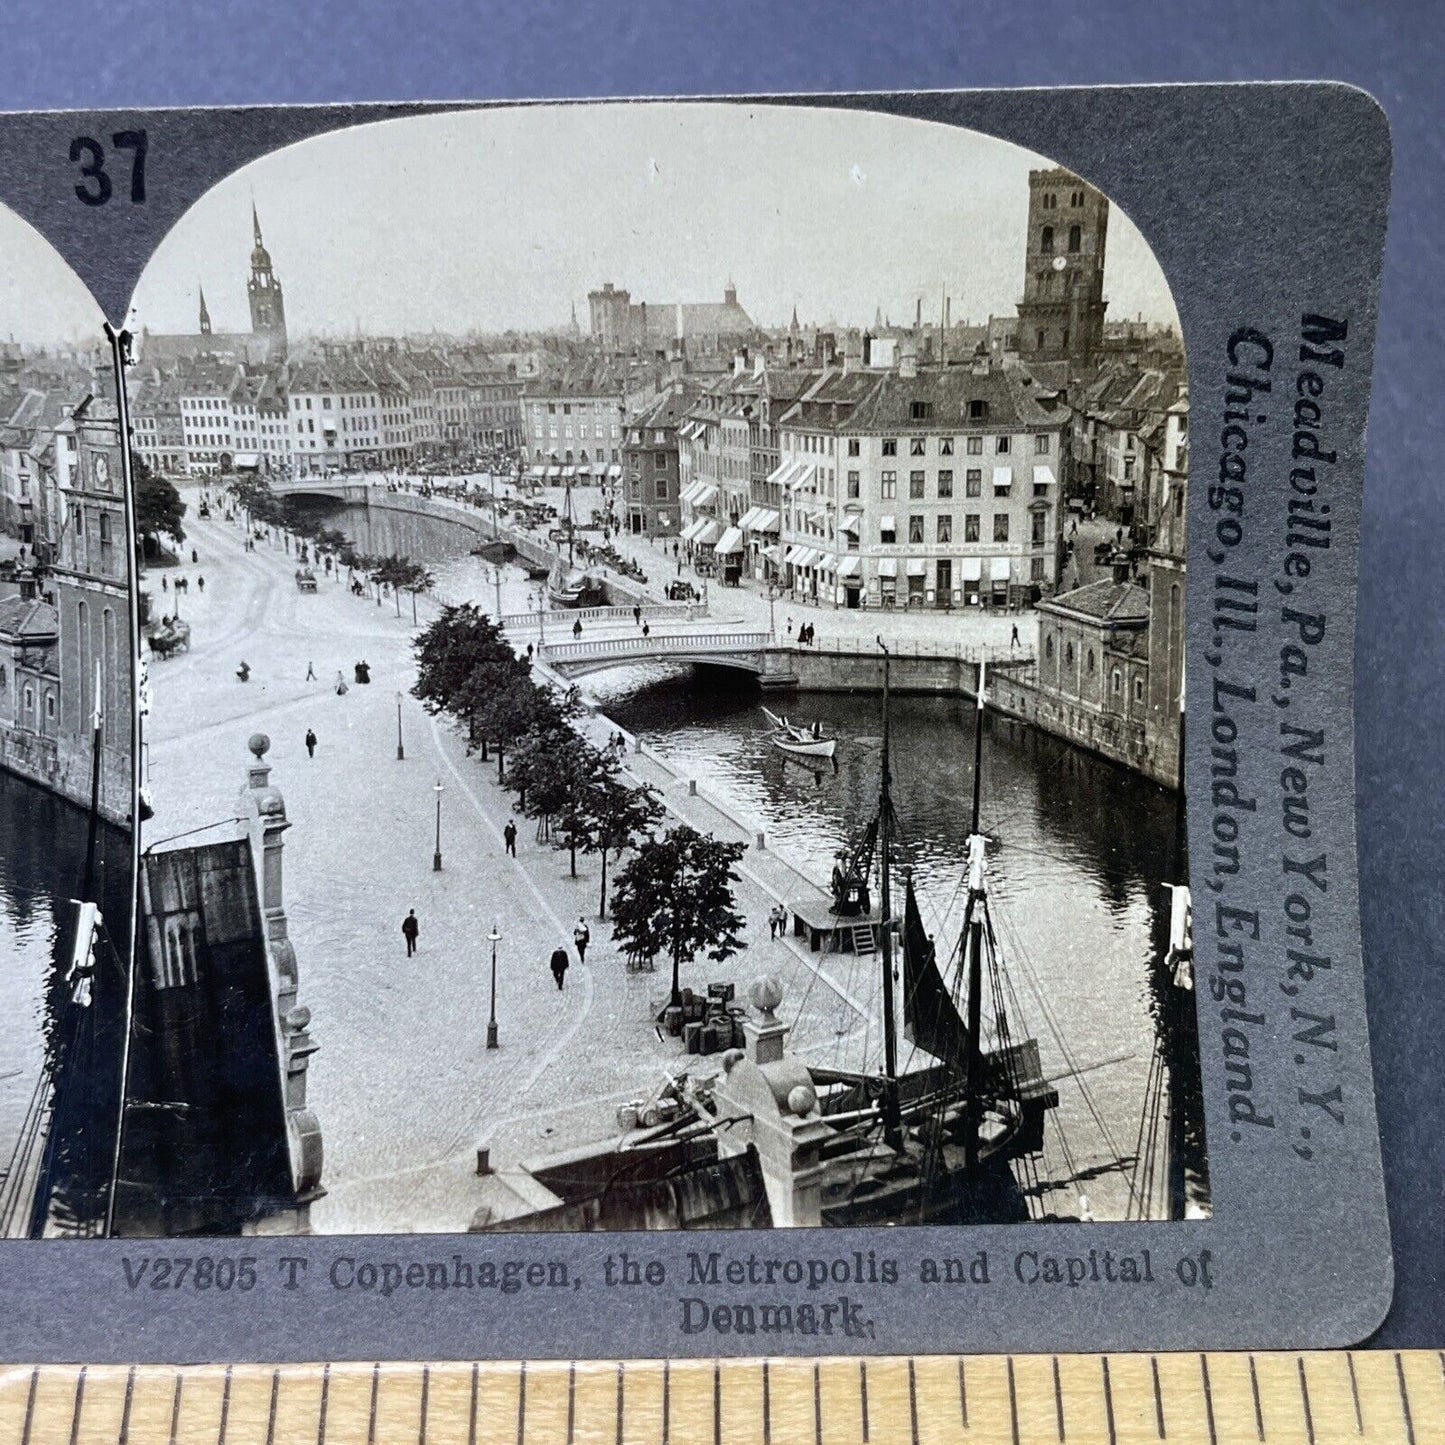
[0,724,131,826]
[338,489,1176,791]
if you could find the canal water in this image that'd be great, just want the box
[314,499,1208,1218]
[0,770,131,1235]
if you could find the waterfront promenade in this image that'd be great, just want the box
[142,509,885,1234]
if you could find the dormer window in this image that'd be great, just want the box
[909,400,933,421]
[968,399,988,422]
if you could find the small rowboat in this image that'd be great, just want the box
[762,706,837,760]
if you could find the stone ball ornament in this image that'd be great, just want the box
[787,1083,818,1118]
[248,733,270,758]
[748,974,784,1022]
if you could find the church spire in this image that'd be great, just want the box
[252,200,263,248]
[198,282,211,336]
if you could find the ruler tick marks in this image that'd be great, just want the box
[713,1362,720,1445]
[1396,1353,1417,1445]
[859,1360,869,1442]
[1052,1356,1065,1442]
[1149,1357,1165,1439]
[1347,1354,1362,1434]
[67,1364,86,1445]
[518,1360,527,1445]
[958,1358,967,1430]
[419,1365,430,1445]
[615,1363,624,1445]
[119,1364,136,1445]
[217,1365,232,1445]
[762,1361,770,1445]
[318,1363,331,1445]
[1297,1359,1315,1445]
[19,1367,37,1445]
[909,1358,920,1445]
[1102,1358,1116,1445]
[367,1364,380,1445]
[1249,1356,1264,1440]
[814,1362,823,1445]
[1200,1356,1217,1445]
[1007,1357,1020,1445]
[265,1369,279,1445]
[663,1359,671,1443]
[470,1363,479,1445]
[569,1362,577,1445]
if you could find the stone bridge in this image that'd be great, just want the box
[539,630,796,687]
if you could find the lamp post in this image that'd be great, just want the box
[492,565,503,621]
[411,586,418,625]
[396,691,405,761]
[486,922,501,1050]
[432,779,443,871]
[767,584,777,638]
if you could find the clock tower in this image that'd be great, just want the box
[1016,167,1108,367]
[246,204,288,362]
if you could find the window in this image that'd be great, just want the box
[908,515,925,544]
[881,439,897,456]
[1088,649,1096,674]
[847,470,860,499]
[1062,329,1070,350]
[563,403,572,415]
[996,436,1011,455]
[1134,676,1145,702]
[847,438,860,456]
[1068,224,1082,253]
[655,478,669,500]
[880,519,896,545]
[968,400,988,422]
[1040,225,1054,253]
[910,437,925,456]
[45,693,55,720]
[654,452,666,469]
[937,514,952,543]
[1031,557,1046,581]
[1035,434,1051,454]
[881,471,897,499]
[938,470,953,498]
[993,513,1010,542]
[1066,643,1073,665]
[966,469,982,497]
[939,437,954,456]
[1045,635,1054,659]
[1037,330,1046,349]
[910,401,933,421]
[1044,192,1058,210]
[1071,189,1084,207]
[967,436,983,456]
[909,471,925,499]
[965,513,980,542]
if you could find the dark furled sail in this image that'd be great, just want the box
[900,873,967,1066]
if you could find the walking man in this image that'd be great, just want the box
[574,917,591,964]
[1010,623,1020,650]
[503,819,517,856]
[305,728,317,760]
[305,660,317,682]
[402,909,420,957]
[633,604,642,627]
[573,618,583,640]
[550,945,569,991]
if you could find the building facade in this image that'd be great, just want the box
[1016,167,1109,367]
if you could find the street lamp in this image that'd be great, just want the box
[486,921,501,1050]
[396,691,405,761]
[432,779,444,871]
[767,584,777,638]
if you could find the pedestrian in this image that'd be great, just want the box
[305,728,317,759]
[197,576,205,593]
[550,945,569,990]
[786,616,794,638]
[503,819,517,857]
[573,917,591,964]
[402,909,419,957]
[161,575,168,592]
[335,670,348,696]
[769,903,786,940]
[642,621,650,638]
[572,618,583,639]
[633,604,642,627]
[236,660,250,682]
[191,548,198,564]
[1010,623,1020,650]
[306,660,316,681]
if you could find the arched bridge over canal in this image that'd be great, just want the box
[540,630,796,687]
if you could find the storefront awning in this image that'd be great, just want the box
[234,452,260,469]
[680,480,704,505]
[838,555,861,578]
[527,464,547,477]
[767,457,807,488]
[692,483,719,509]
[962,558,983,581]
[681,517,705,542]
[880,514,896,534]
[608,464,622,478]
[992,466,1014,492]
[906,558,928,577]
[714,526,744,555]
[877,558,899,579]
[738,506,762,530]
[763,545,784,564]
[694,518,722,547]
[750,508,780,533]
[990,557,1013,581]
[562,465,577,477]
[839,513,861,536]
[1033,464,1056,488]
[545,465,561,478]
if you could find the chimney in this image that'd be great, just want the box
[899,349,918,380]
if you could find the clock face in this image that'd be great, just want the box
[94,454,110,485]
[1052,255,1068,272]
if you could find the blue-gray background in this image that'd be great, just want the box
[2,0,1438,1349]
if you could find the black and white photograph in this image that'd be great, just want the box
[0,206,135,1238]
[117,101,1206,1239]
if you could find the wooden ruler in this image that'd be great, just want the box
[0,1351,1436,1443]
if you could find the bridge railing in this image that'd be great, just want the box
[541,631,772,660]
[499,603,705,630]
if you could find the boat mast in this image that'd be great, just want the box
[1167,661,1190,1219]
[875,639,903,1151]
[565,478,575,570]
[962,661,987,1177]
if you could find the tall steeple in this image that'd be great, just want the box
[198,282,212,337]
[246,203,288,361]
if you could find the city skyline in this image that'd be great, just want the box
[130,103,1181,342]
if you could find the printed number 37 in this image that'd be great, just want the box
[71,130,147,206]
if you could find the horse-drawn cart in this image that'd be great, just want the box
[294,567,318,593]
[147,618,191,659]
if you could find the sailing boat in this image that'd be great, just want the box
[802,646,1063,1227]
[548,478,603,609]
